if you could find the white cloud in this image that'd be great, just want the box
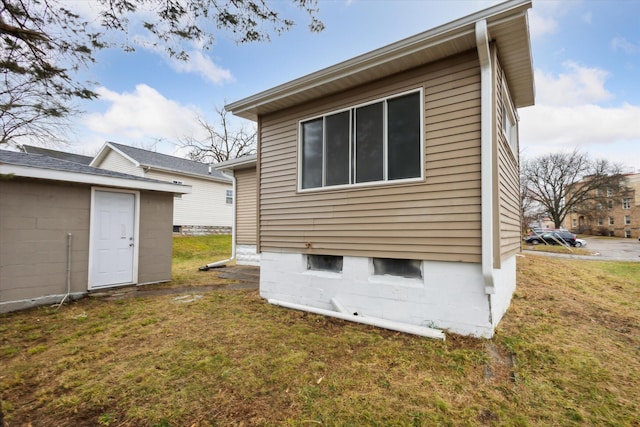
[611,36,640,55]
[82,84,205,146]
[168,50,234,85]
[581,11,592,24]
[528,8,558,39]
[535,62,612,106]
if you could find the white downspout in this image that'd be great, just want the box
[57,233,72,309]
[476,20,496,296]
[199,170,236,270]
[269,299,446,340]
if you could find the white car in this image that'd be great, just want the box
[574,238,586,248]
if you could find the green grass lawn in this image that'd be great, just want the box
[1,236,639,426]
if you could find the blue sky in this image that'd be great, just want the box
[54,0,640,172]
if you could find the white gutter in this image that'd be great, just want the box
[476,19,495,295]
[199,170,237,270]
[269,299,446,340]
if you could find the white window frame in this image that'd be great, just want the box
[606,188,613,197]
[225,189,233,205]
[625,230,631,238]
[624,215,631,225]
[609,217,614,225]
[622,198,631,209]
[297,88,424,192]
[501,80,519,156]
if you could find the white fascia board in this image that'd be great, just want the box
[214,154,257,171]
[0,164,192,194]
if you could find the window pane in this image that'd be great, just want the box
[325,111,350,186]
[301,118,323,189]
[307,254,343,272]
[355,102,384,183]
[387,92,421,180]
[373,258,422,279]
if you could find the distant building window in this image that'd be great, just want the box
[598,217,603,226]
[226,189,233,204]
[622,198,631,209]
[625,215,631,225]
[609,231,615,237]
[595,189,602,197]
[373,258,422,279]
[609,217,614,225]
[625,230,631,238]
[307,255,343,273]
[606,188,613,197]
[572,219,577,227]
[300,90,423,190]
[607,200,613,209]
[596,203,602,210]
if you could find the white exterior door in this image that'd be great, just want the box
[89,190,137,289]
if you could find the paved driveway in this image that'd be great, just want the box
[579,237,640,262]
[524,237,640,262]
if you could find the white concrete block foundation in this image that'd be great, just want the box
[236,244,260,266]
[259,252,517,338]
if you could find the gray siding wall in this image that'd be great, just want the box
[258,50,482,263]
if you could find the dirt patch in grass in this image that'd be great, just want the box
[1,242,639,425]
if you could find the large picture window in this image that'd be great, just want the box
[299,90,423,190]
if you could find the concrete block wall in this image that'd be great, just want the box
[260,252,516,338]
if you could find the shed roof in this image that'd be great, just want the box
[226,0,534,121]
[91,142,231,183]
[0,150,191,194]
[215,154,257,171]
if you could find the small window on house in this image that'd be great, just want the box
[373,258,422,279]
[624,215,631,225]
[607,200,613,209]
[502,81,518,155]
[622,198,631,209]
[597,217,603,226]
[609,217,614,225]
[226,189,233,204]
[606,188,613,197]
[173,225,181,233]
[572,219,577,227]
[625,230,631,238]
[307,255,343,273]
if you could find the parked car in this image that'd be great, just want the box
[574,238,586,248]
[525,230,578,247]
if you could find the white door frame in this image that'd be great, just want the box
[88,187,140,290]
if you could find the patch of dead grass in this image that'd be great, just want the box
[1,242,639,426]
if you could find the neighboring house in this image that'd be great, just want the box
[0,151,190,313]
[91,142,232,235]
[215,154,259,266]
[225,0,534,338]
[21,144,94,165]
[564,172,640,238]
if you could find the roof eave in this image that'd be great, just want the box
[226,0,533,121]
[0,164,192,194]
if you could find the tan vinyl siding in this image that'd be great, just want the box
[258,50,482,263]
[234,167,257,245]
[495,54,522,259]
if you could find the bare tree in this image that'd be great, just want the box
[1,0,323,146]
[521,149,627,229]
[180,107,256,163]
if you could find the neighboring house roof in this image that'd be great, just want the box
[21,145,94,165]
[215,154,257,171]
[0,150,191,194]
[226,0,533,121]
[91,141,231,183]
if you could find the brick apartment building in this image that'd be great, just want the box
[564,172,640,239]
